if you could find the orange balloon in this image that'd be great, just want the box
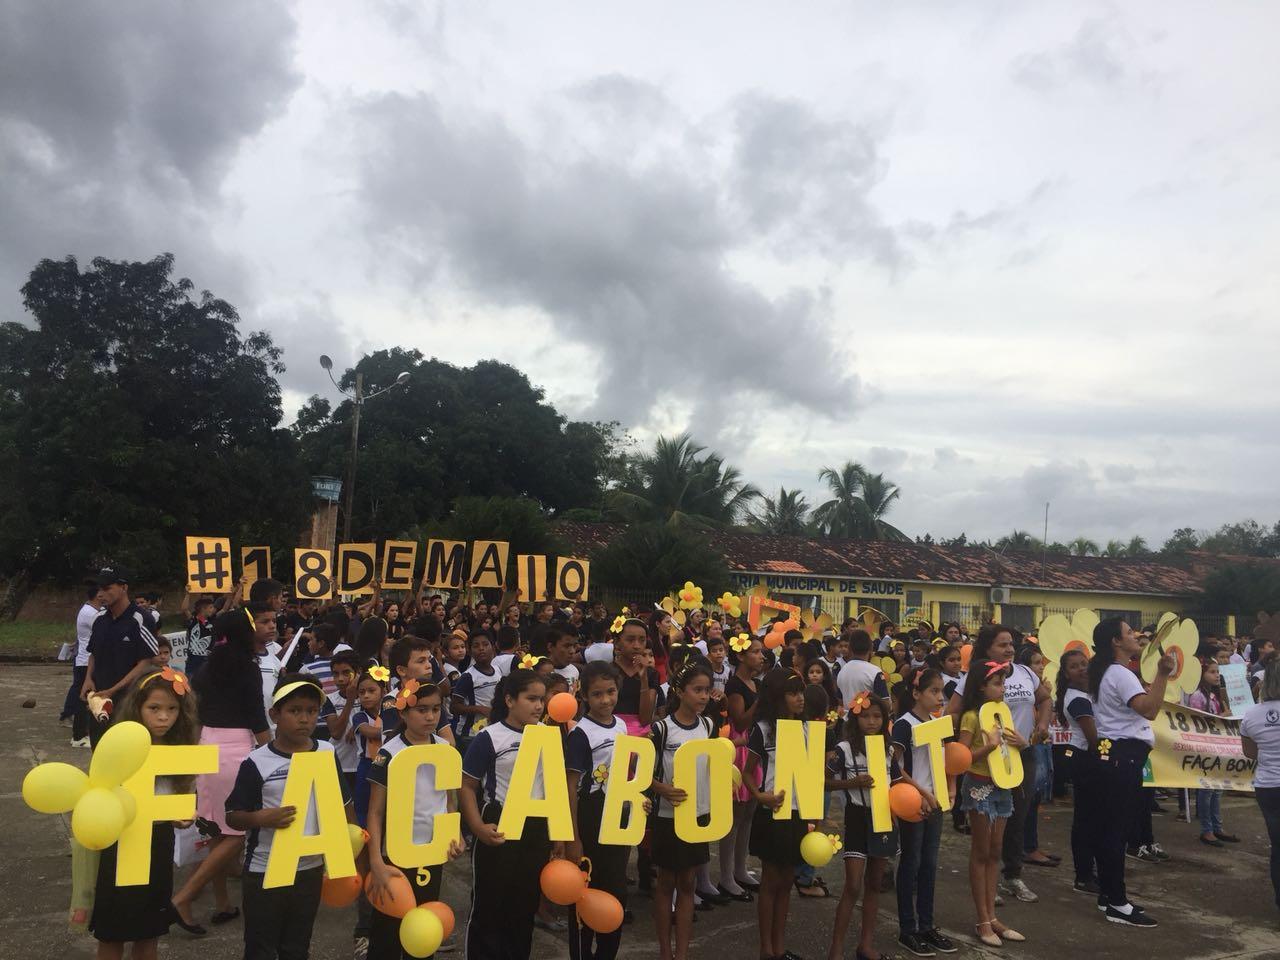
[320,873,361,907]
[547,692,578,724]
[889,782,924,822]
[363,870,416,918]
[577,888,624,934]
[540,858,587,906]
[718,724,731,740]
[421,901,455,940]
[944,742,972,776]
[959,644,973,671]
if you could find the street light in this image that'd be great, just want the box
[320,357,411,541]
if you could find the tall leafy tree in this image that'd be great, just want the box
[813,462,907,540]
[294,350,610,540]
[1126,535,1150,556]
[1102,539,1127,557]
[0,254,310,593]
[593,522,730,593]
[1068,537,1100,557]
[859,472,907,540]
[607,433,760,527]
[751,487,811,535]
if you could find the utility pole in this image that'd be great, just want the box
[1042,502,1050,580]
[342,372,363,543]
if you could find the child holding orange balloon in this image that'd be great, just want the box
[460,667,560,958]
[364,680,465,960]
[826,691,903,960]
[226,675,355,960]
[91,669,200,960]
[955,661,1026,948]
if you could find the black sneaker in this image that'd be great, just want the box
[897,932,936,957]
[1097,895,1108,912]
[1105,904,1157,927]
[1074,877,1101,894]
[920,928,957,954]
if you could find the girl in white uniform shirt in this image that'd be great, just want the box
[945,624,1050,904]
[1054,649,1100,893]
[1086,617,1175,927]
[460,668,560,958]
[364,682,464,960]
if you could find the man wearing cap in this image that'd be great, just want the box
[79,567,163,746]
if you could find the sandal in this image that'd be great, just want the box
[211,907,241,924]
[794,880,828,898]
[167,903,207,937]
[992,921,1025,942]
[974,921,1002,948]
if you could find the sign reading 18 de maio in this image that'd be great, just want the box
[183,536,590,602]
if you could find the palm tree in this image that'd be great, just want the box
[858,472,908,540]
[997,530,1038,551]
[1069,537,1100,557]
[812,462,869,538]
[1102,539,1127,557]
[1126,535,1150,556]
[607,432,761,527]
[751,487,811,535]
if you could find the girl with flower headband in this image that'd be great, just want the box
[720,633,765,899]
[956,658,1026,946]
[87,669,200,958]
[350,666,398,827]
[827,688,902,960]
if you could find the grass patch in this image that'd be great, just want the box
[0,620,70,656]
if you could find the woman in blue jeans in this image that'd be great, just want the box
[1241,658,1280,910]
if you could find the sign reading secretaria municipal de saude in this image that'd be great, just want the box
[729,573,906,596]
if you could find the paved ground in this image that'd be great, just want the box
[4,663,1277,959]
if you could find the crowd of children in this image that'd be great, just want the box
[65,579,1280,960]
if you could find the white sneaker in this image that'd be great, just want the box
[1007,878,1039,902]
[70,737,90,748]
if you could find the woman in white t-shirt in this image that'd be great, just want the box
[1241,657,1280,911]
[945,624,1050,903]
[1086,617,1174,928]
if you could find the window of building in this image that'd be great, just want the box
[1098,608,1143,628]
[906,589,924,616]
[1001,603,1037,632]
[849,597,900,623]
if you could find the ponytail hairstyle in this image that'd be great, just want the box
[904,667,943,715]
[489,666,547,725]
[1054,649,1088,725]
[757,666,805,731]
[1087,617,1127,698]
[667,656,714,714]
[959,658,1011,716]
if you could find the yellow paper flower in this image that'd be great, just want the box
[826,709,840,727]
[1139,614,1202,699]
[1037,608,1098,691]
[826,833,843,852]
[677,580,704,611]
[394,678,421,710]
[368,665,391,684]
[592,763,609,785]
[519,653,545,671]
[717,592,743,618]
[849,691,872,715]
[1097,737,1112,760]
[472,717,488,732]
[801,608,834,643]
[621,606,630,615]
[729,632,752,653]
[610,615,627,635]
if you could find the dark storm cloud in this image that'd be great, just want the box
[350,88,898,426]
[0,0,300,321]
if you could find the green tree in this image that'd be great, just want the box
[1068,537,1100,557]
[813,462,868,539]
[1200,562,1280,614]
[592,522,730,594]
[1161,527,1201,555]
[1199,520,1280,558]
[1102,539,1127,557]
[859,472,908,540]
[607,433,760,527]
[294,350,610,540]
[1126,535,1150,556]
[996,530,1039,552]
[751,487,811,535]
[407,496,568,557]
[0,254,310,595]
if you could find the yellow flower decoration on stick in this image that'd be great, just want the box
[1037,608,1098,692]
[677,580,704,611]
[877,656,903,686]
[1139,614,1201,700]
[729,632,752,654]
[801,608,834,642]
[717,592,742,618]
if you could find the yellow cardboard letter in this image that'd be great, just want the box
[772,719,826,820]
[516,554,549,603]
[865,734,893,833]
[117,745,218,885]
[337,543,376,595]
[496,725,573,841]
[978,701,1024,789]
[385,744,462,869]
[672,739,732,842]
[241,546,272,600]
[264,750,356,888]
[598,735,654,846]
[424,540,466,589]
[910,716,954,812]
[381,540,418,590]
[469,541,510,589]
[554,557,590,601]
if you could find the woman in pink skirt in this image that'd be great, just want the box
[721,635,765,897]
[170,608,269,935]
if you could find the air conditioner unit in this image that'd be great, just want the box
[990,587,1010,604]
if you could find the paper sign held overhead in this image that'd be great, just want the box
[424,539,466,589]
[516,555,549,604]
[337,543,376,595]
[186,537,232,594]
[294,548,334,600]
[381,540,418,590]
[469,540,509,589]
[554,557,590,601]
[240,546,271,600]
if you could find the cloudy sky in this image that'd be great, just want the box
[3,1,1277,545]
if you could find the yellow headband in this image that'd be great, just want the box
[272,680,318,706]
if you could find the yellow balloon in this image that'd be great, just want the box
[399,906,444,958]
[72,788,126,850]
[89,721,151,787]
[800,830,834,868]
[22,762,89,814]
[348,823,368,859]
[113,785,137,827]
[730,766,743,789]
